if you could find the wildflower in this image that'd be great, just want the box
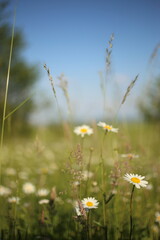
[121,153,139,159]
[146,184,153,190]
[8,197,20,204]
[73,181,80,187]
[74,125,93,137]
[82,197,99,209]
[18,171,28,180]
[74,202,81,216]
[92,181,98,187]
[82,170,94,181]
[0,185,11,196]
[22,182,36,194]
[37,189,49,197]
[38,199,49,205]
[5,168,16,176]
[155,212,160,224]
[39,199,49,205]
[123,173,148,189]
[97,122,118,133]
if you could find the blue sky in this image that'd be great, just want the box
[8,0,160,123]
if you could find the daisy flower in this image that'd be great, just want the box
[37,189,49,197]
[121,153,139,159]
[8,197,20,204]
[97,122,118,133]
[5,168,16,176]
[22,182,36,194]
[0,185,11,196]
[39,199,49,205]
[123,173,148,189]
[74,125,93,138]
[155,212,160,224]
[82,197,99,210]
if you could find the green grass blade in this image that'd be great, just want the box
[4,96,32,120]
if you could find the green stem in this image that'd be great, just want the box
[129,185,135,240]
[0,7,16,186]
[0,9,16,148]
[86,211,91,240]
[100,130,108,237]
[85,148,93,195]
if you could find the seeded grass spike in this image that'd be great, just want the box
[106,33,114,71]
[121,75,139,105]
[58,73,72,118]
[43,64,57,99]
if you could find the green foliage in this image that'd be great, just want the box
[0,123,160,239]
[0,1,38,133]
[139,76,160,122]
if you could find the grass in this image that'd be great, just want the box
[0,18,160,238]
[0,122,160,239]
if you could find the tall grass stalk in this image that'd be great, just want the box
[0,9,16,149]
[99,33,114,118]
[114,74,139,125]
[100,130,108,239]
[85,147,94,195]
[129,185,135,240]
[0,9,16,186]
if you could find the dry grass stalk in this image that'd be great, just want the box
[58,73,72,118]
[150,43,160,62]
[121,74,139,105]
[50,186,57,201]
[77,199,87,220]
[43,64,57,99]
[106,33,114,71]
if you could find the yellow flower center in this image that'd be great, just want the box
[104,125,112,130]
[131,177,140,183]
[86,201,94,207]
[128,154,133,158]
[81,128,87,133]
[156,216,160,221]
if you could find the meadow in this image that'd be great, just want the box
[0,121,160,240]
[0,24,160,239]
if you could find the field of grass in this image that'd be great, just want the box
[0,122,160,240]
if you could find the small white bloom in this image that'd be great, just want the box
[97,122,118,133]
[5,168,16,176]
[37,189,49,197]
[73,181,80,187]
[155,212,160,224]
[18,171,28,180]
[82,171,94,181]
[146,184,153,190]
[123,173,148,189]
[74,202,82,216]
[8,197,20,204]
[92,181,98,187]
[82,197,99,209]
[121,153,139,159]
[74,125,93,137]
[39,199,49,205]
[22,182,36,194]
[0,185,11,196]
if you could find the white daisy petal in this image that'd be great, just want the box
[97,122,118,133]
[74,125,93,137]
[82,197,99,210]
[123,173,148,189]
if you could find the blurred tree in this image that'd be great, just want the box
[139,76,160,122]
[0,0,38,134]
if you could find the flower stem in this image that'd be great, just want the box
[100,130,108,238]
[129,185,135,240]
